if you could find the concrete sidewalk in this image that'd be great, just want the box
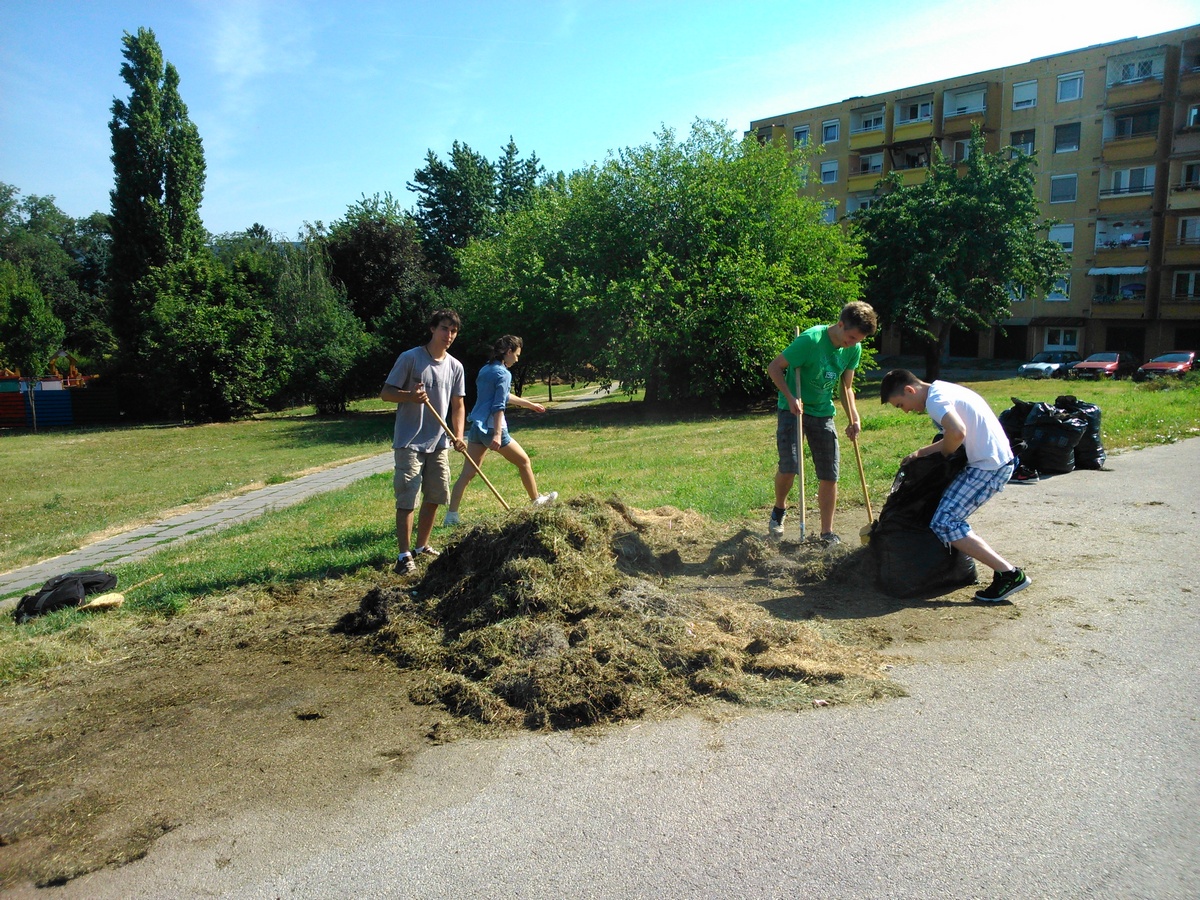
[0,451,394,604]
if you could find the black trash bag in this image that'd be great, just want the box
[1022,402,1088,474]
[998,398,1034,454]
[13,570,118,624]
[1055,395,1105,470]
[870,451,978,598]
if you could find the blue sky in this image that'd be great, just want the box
[1,0,1196,236]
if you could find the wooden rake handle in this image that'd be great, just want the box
[851,435,873,523]
[421,398,511,511]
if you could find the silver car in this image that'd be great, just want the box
[1017,350,1082,379]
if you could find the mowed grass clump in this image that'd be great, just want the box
[337,497,898,730]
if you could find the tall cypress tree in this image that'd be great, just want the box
[108,27,206,359]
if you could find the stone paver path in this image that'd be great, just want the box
[0,452,393,604]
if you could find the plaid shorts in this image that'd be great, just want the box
[930,461,1015,544]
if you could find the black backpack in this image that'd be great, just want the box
[13,570,118,624]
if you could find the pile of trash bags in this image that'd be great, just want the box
[999,394,1105,475]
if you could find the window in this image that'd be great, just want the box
[1048,276,1070,301]
[854,110,884,132]
[946,88,985,116]
[1110,53,1163,85]
[1113,108,1159,139]
[821,206,838,224]
[900,147,929,169]
[1121,60,1154,82]
[1175,271,1200,298]
[1008,284,1027,303]
[1046,328,1078,349]
[820,160,839,184]
[1013,80,1038,109]
[794,126,810,147]
[1049,224,1075,253]
[1050,174,1078,203]
[858,152,883,174]
[822,119,840,142]
[1054,122,1081,153]
[1057,71,1083,102]
[1186,105,1200,129]
[1011,129,1035,154]
[1179,217,1200,245]
[847,194,875,213]
[898,99,933,123]
[1109,166,1154,194]
[1184,162,1200,188]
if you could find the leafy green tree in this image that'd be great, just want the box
[0,184,114,359]
[408,141,498,287]
[496,137,544,215]
[324,193,435,334]
[851,128,1064,379]
[0,260,66,430]
[457,120,864,408]
[135,254,271,422]
[108,27,206,359]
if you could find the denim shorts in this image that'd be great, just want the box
[776,409,839,482]
[466,420,512,448]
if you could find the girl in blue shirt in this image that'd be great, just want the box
[445,335,556,524]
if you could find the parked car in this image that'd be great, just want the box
[1133,350,1196,381]
[1068,351,1139,379]
[1017,350,1082,379]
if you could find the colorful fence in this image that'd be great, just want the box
[0,381,122,429]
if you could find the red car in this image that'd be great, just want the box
[1134,351,1196,381]
[1069,351,1139,379]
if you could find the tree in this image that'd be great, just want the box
[108,27,206,359]
[457,120,864,408]
[324,193,435,332]
[0,260,66,431]
[851,128,1065,379]
[496,137,544,215]
[135,254,272,422]
[408,141,498,286]
[0,184,114,360]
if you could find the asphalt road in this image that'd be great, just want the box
[29,438,1200,899]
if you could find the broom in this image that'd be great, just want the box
[78,573,164,612]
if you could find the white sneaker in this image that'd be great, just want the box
[443,511,460,526]
[533,492,558,506]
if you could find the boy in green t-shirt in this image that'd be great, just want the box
[766,301,877,545]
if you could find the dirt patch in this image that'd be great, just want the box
[0,500,1010,890]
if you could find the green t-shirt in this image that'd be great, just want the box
[776,325,861,417]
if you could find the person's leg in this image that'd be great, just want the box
[932,464,1014,574]
[804,416,840,538]
[448,443,487,513]
[772,410,798,534]
[951,532,1012,573]
[496,438,539,500]
[817,480,838,535]
[414,449,452,551]
[393,448,423,560]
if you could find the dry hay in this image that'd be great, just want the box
[337,497,899,730]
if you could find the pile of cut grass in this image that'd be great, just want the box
[336,497,898,730]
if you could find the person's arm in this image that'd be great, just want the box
[767,353,802,416]
[380,382,427,405]
[902,409,965,464]
[839,369,860,440]
[449,396,466,452]
[508,393,546,413]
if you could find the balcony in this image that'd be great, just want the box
[1101,130,1159,163]
[847,170,885,192]
[1159,294,1200,318]
[1168,182,1200,211]
[848,123,887,150]
[1181,66,1200,98]
[1088,292,1147,319]
[1105,75,1165,107]
[1164,237,1200,266]
[1093,242,1150,267]
[1097,186,1155,215]
[893,117,935,143]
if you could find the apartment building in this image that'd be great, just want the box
[748,24,1200,362]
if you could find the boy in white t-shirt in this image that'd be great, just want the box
[880,368,1031,603]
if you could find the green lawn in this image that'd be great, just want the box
[2,375,1197,606]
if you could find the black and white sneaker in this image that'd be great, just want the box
[975,568,1031,602]
[768,511,786,540]
[393,553,416,576]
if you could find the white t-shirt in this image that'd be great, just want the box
[925,381,1013,471]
